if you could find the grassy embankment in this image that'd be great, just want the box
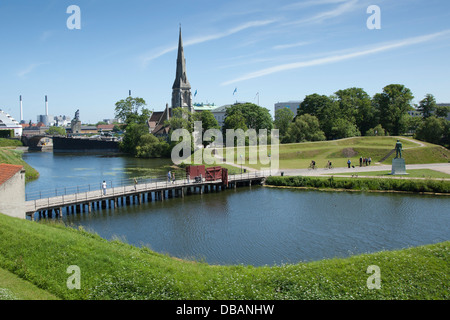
[0,213,448,300]
[330,169,450,179]
[0,138,39,181]
[208,136,449,170]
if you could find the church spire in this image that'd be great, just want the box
[171,26,192,112]
[172,26,191,90]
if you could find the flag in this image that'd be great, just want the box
[233,87,237,95]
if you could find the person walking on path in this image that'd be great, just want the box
[348,159,351,168]
[102,180,107,196]
[167,171,172,183]
[134,178,138,190]
[360,156,363,167]
[172,172,176,184]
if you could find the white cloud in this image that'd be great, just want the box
[17,63,48,77]
[221,30,450,86]
[293,0,360,25]
[140,20,276,66]
[281,0,351,11]
[273,41,311,50]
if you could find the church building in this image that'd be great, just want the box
[150,27,193,137]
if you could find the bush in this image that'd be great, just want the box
[265,176,450,194]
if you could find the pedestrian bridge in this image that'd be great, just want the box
[26,171,268,220]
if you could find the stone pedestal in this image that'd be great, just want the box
[390,158,408,175]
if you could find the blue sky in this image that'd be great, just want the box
[1,0,450,124]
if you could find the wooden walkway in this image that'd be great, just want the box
[26,172,268,220]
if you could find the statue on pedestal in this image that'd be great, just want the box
[395,140,402,159]
[391,139,407,175]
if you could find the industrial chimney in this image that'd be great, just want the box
[20,95,23,122]
[45,95,48,116]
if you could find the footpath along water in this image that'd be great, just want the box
[23,151,450,266]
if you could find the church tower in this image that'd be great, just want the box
[171,27,193,113]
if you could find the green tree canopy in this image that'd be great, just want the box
[45,126,66,136]
[224,103,273,132]
[274,107,294,140]
[373,84,414,136]
[418,94,437,119]
[415,116,447,145]
[334,87,376,135]
[120,123,149,155]
[285,114,326,143]
[193,110,220,132]
[114,97,151,128]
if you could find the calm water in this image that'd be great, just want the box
[23,151,450,266]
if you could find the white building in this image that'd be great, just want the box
[0,164,26,219]
[274,101,302,118]
[211,104,233,128]
[0,110,23,137]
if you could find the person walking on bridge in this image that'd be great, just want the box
[102,180,107,196]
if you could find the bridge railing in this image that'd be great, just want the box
[25,170,271,211]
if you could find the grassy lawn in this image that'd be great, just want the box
[201,137,450,171]
[0,267,59,300]
[329,169,450,179]
[0,213,448,300]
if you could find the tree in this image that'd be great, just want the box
[417,94,436,119]
[373,84,414,136]
[114,96,151,128]
[330,118,361,139]
[298,94,342,139]
[193,110,220,132]
[415,116,446,145]
[224,103,273,132]
[435,105,450,119]
[274,107,294,140]
[46,126,67,136]
[365,124,387,136]
[334,87,376,135]
[120,123,149,155]
[166,107,193,132]
[135,133,170,158]
[285,114,326,143]
[224,110,248,131]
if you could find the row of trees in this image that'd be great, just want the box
[115,84,449,158]
[274,84,449,147]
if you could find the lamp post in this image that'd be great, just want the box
[240,154,243,174]
[269,153,271,176]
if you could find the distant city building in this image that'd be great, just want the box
[37,114,54,127]
[274,101,302,118]
[0,110,22,137]
[192,103,217,112]
[103,118,122,124]
[54,115,72,127]
[211,105,233,128]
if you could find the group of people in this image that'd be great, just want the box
[359,156,372,167]
[167,171,176,184]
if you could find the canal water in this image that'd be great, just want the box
[23,151,450,266]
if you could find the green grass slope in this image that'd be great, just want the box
[0,146,39,181]
[223,136,450,170]
[0,213,448,300]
